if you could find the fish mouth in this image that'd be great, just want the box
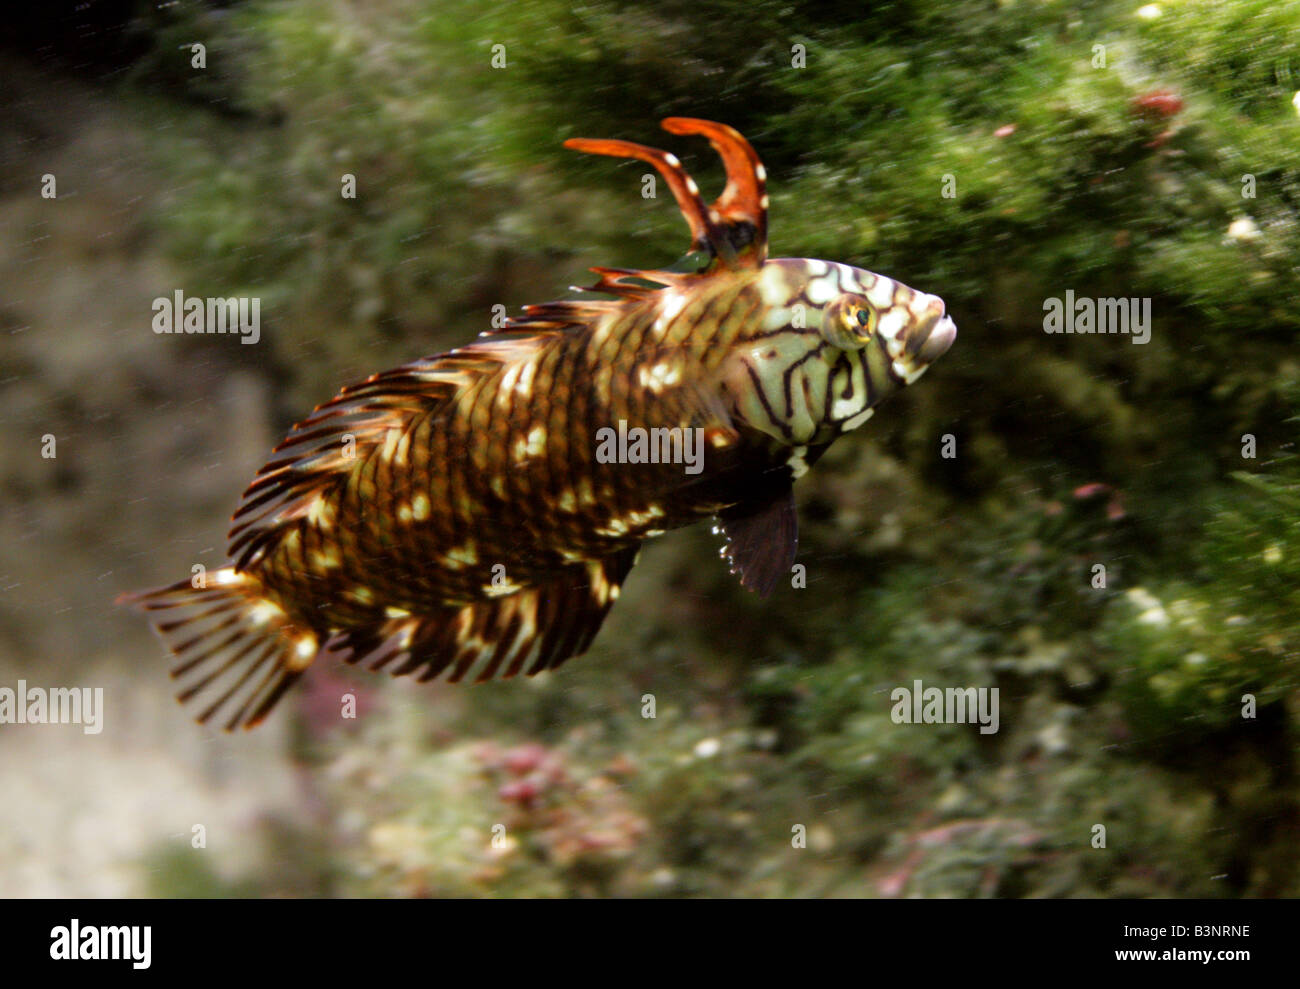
[915,314,957,364]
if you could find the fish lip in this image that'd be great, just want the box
[916,315,957,363]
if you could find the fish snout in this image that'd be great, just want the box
[916,314,957,364]
[903,295,956,365]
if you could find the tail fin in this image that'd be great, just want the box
[116,568,317,731]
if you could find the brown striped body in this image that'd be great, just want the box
[119,119,956,730]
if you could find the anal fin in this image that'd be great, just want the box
[329,545,641,685]
[716,483,797,598]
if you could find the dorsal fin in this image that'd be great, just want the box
[486,119,767,339]
[491,296,629,336]
[484,266,703,339]
[565,117,769,272]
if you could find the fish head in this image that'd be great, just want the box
[812,262,957,391]
[734,259,956,443]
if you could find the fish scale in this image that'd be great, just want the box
[119,118,956,731]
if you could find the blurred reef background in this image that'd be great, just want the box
[0,0,1297,897]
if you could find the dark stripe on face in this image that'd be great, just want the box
[823,359,841,424]
[744,325,819,342]
[781,348,821,419]
[743,361,794,441]
[822,349,878,428]
[858,348,878,407]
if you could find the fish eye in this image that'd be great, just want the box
[849,303,877,338]
[821,294,879,350]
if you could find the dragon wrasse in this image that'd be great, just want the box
[119,118,956,731]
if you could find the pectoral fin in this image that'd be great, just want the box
[716,483,797,598]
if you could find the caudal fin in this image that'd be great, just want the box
[116,568,317,731]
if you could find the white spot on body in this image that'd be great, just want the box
[514,361,537,397]
[893,360,928,385]
[787,445,809,479]
[594,505,664,538]
[380,428,402,463]
[842,407,875,432]
[393,430,411,467]
[412,494,430,521]
[446,542,479,568]
[654,292,687,336]
[591,315,614,346]
[590,567,610,604]
[877,308,908,341]
[306,495,335,528]
[639,362,681,392]
[761,306,795,332]
[865,276,895,310]
[805,275,838,305]
[758,264,793,307]
[250,601,284,626]
[514,425,547,461]
[498,362,523,402]
[287,635,317,671]
[312,547,341,569]
[833,262,866,295]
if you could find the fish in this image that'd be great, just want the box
[118,118,956,731]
